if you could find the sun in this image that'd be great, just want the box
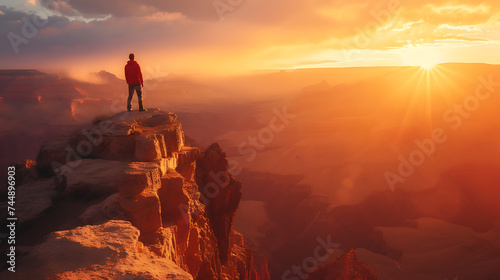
[413,56,441,70]
[419,61,438,70]
[400,47,443,70]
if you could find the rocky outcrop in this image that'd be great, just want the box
[196,143,242,264]
[2,109,268,280]
[308,249,378,280]
[7,220,193,280]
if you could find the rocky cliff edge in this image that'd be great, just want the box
[1,108,270,280]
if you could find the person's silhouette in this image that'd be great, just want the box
[124,53,146,112]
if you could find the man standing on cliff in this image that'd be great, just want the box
[125,53,146,112]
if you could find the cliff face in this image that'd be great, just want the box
[1,109,269,280]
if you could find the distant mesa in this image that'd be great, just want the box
[0,69,49,79]
[93,70,123,83]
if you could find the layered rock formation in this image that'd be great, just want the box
[1,109,269,280]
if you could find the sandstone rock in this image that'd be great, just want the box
[66,127,112,158]
[157,171,207,257]
[140,226,181,261]
[156,133,168,158]
[37,109,183,174]
[2,220,193,280]
[79,193,128,225]
[252,250,272,280]
[119,189,163,234]
[155,154,179,176]
[156,123,185,154]
[183,216,221,280]
[135,133,163,162]
[7,109,271,280]
[156,157,168,176]
[137,111,179,127]
[166,154,179,169]
[55,159,129,196]
[63,117,142,161]
[107,134,136,159]
[158,171,189,223]
[117,161,161,198]
[230,231,271,280]
[177,147,200,181]
[196,143,242,264]
[227,242,253,280]
[107,108,177,127]
[54,159,161,200]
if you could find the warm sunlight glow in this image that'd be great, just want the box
[400,47,444,71]
[420,61,438,70]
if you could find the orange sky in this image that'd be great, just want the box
[1,0,500,77]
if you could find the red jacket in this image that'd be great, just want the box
[125,60,143,85]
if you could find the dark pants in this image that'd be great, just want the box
[127,83,144,110]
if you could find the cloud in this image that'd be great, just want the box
[0,5,70,54]
[1,0,500,74]
[41,0,222,20]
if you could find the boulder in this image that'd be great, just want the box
[54,159,161,200]
[2,220,193,280]
[55,159,129,196]
[79,193,128,225]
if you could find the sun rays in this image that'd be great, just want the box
[393,64,466,144]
